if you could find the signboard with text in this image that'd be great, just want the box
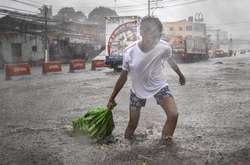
[105,16,140,56]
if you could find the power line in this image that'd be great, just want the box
[22,0,44,5]
[125,0,144,4]
[0,8,57,23]
[116,0,206,11]
[115,0,192,9]
[117,0,207,12]
[115,0,183,9]
[0,5,39,14]
[0,13,8,16]
[208,20,250,26]
[156,0,208,8]
[8,0,40,8]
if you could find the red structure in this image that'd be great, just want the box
[91,60,108,71]
[69,59,85,72]
[5,63,31,80]
[42,61,62,74]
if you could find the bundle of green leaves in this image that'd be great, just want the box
[72,102,116,139]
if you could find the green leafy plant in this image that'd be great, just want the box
[72,102,116,139]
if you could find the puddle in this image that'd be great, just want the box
[236,62,246,67]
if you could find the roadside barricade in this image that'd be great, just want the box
[69,59,85,73]
[42,61,62,74]
[91,60,109,71]
[5,63,31,80]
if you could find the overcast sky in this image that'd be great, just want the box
[1,0,250,39]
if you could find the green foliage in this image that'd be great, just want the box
[88,6,118,23]
[54,7,87,22]
[72,102,116,139]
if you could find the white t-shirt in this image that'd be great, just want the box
[122,40,172,99]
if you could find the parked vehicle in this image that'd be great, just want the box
[167,35,208,62]
[214,49,228,58]
[240,50,246,54]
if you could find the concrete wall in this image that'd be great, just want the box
[0,33,44,64]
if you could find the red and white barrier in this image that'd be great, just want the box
[69,59,85,72]
[42,61,62,74]
[91,60,109,71]
[5,63,31,80]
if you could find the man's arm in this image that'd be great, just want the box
[107,70,128,110]
[167,57,186,85]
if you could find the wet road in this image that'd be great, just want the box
[0,54,250,165]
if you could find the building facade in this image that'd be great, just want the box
[162,17,206,38]
[0,33,44,64]
[0,13,100,68]
[0,15,45,67]
[207,28,229,48]
[48,20,99,61]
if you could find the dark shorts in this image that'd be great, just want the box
[129,86,173,111]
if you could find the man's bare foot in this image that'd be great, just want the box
[125,133,137,144]
[125,133,135,140]
[161,136,173,145]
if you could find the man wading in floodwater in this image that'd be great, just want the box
[107,16,186,144]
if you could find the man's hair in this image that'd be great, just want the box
[140,16,163,33]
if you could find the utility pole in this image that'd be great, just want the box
[148,0,150,16]
[229,33,233,56]
[44,5,49,62]
[216,29,220,49]
[114,0,117,13]
[149,0,163,16]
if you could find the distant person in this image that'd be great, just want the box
[107,16,186,144]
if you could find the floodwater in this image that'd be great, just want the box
[0,54,250,165]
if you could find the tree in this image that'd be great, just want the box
[88,6,117,23]
[54,7,87,22]
[88,7,118,44]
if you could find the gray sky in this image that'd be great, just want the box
[1,0,250,39]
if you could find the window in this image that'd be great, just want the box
[32,46,37,52]
[193,24,205,32]
[11,43,22,63]
[186,25,192,31]
[169,27,174,31]
[0,42,2,56]
[179,27,183,31]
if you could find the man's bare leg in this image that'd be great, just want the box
[159,97,178,143]
[125,109,141,140]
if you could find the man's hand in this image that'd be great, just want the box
[107,99,114,111]
[167,57,186,86]
[179,74,186,85]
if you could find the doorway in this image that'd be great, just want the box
[11,43,22,63]
[0,42,3,68]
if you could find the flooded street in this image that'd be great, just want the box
[0,54,250,165]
